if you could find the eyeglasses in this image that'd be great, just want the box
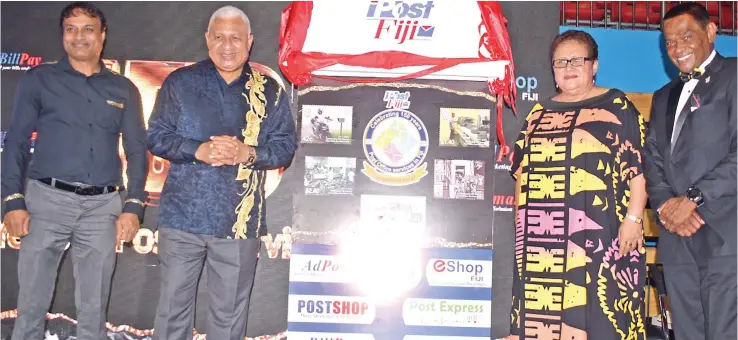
[552,57,594,69]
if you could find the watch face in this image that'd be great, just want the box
[687,187,702,203]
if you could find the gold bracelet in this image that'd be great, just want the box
[124,198,146,206]
[625,213,643,224]
[3,193,24,202]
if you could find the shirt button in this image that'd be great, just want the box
[87,173,91,177]
[88,124,92,127]
[90,148,93,152]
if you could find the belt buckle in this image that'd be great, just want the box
[75,186,95,196]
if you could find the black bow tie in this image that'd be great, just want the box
[679,68,705,82]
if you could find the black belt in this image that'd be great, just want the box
[38,178,118,196]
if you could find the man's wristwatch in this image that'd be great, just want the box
[625,213,643,224]
[245,147,256,165]
[686,186,704,207]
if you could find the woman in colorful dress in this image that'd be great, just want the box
[508,30,648,340]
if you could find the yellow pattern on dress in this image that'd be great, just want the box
[233,70,268,239]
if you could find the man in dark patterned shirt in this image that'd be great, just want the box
[2,3,148,339]
[147,6,296,340]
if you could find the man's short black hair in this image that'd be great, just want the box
[663,2,712,28]
[59,2,107,33]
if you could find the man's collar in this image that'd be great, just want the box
[204,58,252,85]
[698,49,717,72]
[57,55,111,76]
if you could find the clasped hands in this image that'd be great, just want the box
[195,136,254,167]
[658,196,705,237]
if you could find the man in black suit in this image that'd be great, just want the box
[644,3,736,340]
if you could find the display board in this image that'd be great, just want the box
[0,2,560,339]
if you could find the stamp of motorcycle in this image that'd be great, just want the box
[300,105,353,145]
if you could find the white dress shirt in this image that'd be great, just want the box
[672,49,717,144]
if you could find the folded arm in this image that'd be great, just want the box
[121,84,149,220]
[251,91,297,170]
[643,100,676,212]
[1,72,40,215]
[147,77,203,164]
[691,76,737,204]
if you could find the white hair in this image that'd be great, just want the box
[208,6,252,33]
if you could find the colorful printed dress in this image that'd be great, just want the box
[509,89,647,340]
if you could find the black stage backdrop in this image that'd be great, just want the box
[0,2,558,339]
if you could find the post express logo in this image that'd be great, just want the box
[367,1,436,44]
[426,259,492,288]
[1,52,43,71]
[288,295,375,324]
[288,254,352,283]
[402,298,491,328]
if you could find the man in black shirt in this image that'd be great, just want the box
[1,3,148,339]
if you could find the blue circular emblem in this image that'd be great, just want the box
[363,109,429,176]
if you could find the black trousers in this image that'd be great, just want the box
[662,236,737,340]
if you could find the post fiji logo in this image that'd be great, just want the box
[288,254,352,283]
[288,295,376,324]
[402,298,491,328]
[426,259,492,288]
[367,1,436,44]
[1,52,43,71]
[362,91,429,186]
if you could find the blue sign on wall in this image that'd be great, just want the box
[560,26,737,93]
[287,244,494,340]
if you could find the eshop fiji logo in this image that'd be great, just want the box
[426,259,492,288]
[288,254,352,283]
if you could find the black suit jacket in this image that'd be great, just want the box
[644,52,737,262]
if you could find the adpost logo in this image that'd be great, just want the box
[426,259,492,288]
[289,254,352,283]
[367,1,436,44]
[1,52,43,71]
[288,295,376,324]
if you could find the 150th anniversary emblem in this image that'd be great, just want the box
[362,91,429,186]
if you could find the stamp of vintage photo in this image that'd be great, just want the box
[304,156,356,196]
